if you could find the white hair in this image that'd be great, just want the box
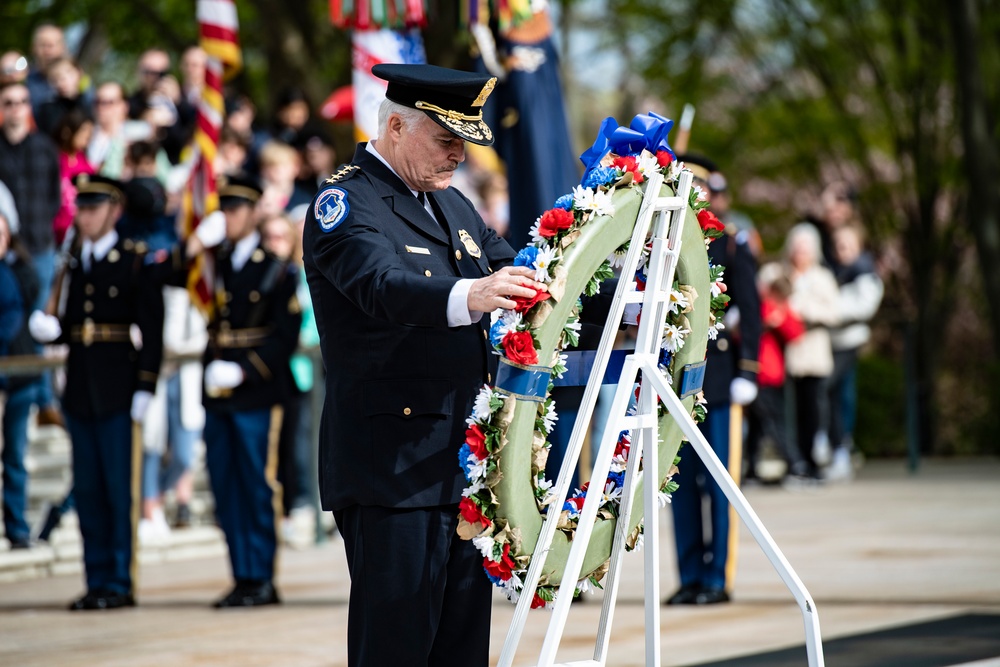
[376,98,425,138]
[784,222,823,265]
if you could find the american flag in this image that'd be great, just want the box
[181,0,242,315]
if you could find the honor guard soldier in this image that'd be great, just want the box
[302,64,552,667]
[28,174,164,610]
[193,175,301,608]
[666,155,761,606]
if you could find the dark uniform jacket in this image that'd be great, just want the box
[3,254,41,391]
[57,237,164,419]
[202,240,301,413]
[702,228,762,405]
[303,144,516,511]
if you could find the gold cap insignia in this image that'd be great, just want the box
[472,77,497,108]
[458,229,482,259]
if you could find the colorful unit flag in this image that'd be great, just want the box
[330,0,540,31]
[351,29,426,142]
[182,0,242,314]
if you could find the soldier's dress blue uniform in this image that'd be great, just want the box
[53,176,165,608]
[201,231,301,605]
[670,215,761,604]
[302,63,515,667]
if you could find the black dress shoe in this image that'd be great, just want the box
[68,590,135,611]
[664,584,701,605]
[214,581,280,608]
[694,588,730,605]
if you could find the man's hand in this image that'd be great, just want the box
[730,377,758,406]
[28,311,61,343]
[204,360,244,393]
[130,390,154,422]
[467,266,547,313]
[186,210,227,256]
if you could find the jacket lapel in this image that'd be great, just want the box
[353,145,449,245]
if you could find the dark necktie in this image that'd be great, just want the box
[417,191,426,206]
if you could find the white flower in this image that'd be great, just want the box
[528,217,545,244]
[634,531,645,552]
[636,150,660,179]
[711,271,725,297]
[707,325,719,341]
[657,490,672,507]
[462,479,485,498]
[466,454,489,482]
[607,247,628,269]
[542,402,558,434]
[667,288,689,315]
[692,184,707,202]
[661,323,690,353]
[468,385,496,425]
[572,185,616,220]
[533,244,557,283]
[576,577,593,595]
[602,479,624,504]
[564,319,581,336]
[610,454,629,473]
[472,535,496,558]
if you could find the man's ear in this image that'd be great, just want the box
[387,113,405,140]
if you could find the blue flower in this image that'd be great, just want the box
[659,348,673,368]
[581,166,619,190]
[607,470,625,489]
[485,570,505,586]
[458,443,474,479]
[514,245,539,268]
[489,319,506,347]
[554,194,574,210]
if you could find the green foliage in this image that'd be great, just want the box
[854,354,907,458]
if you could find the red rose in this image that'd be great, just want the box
[510,288,551,314]
[531,593,548,609]
[537,207,575,238]
[612,155,644,184]
[465,423,488,460]
[502,330,539,365]
[459,497,492,528]
[656,150,674,167]
[483,542,516,581]
[697,209,725,234]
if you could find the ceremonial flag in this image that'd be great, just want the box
[351,29,425,142]
[181,0,242,314]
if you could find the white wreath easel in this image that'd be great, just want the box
[498,171,825,667]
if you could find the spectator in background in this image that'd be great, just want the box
[257,141,312,217]
[815,181,858,268]
[707,170,763,258]
[139,282,208,541]
[744,263,805,483]
[1,212,39,549]
[35,57,91,137]
[224,94,269,176]
[271,87,313,146]
[88,82,170,184]
[216,126,250,177]
[1,51,29,88]
[261,214,317,543]
[26,23,66,115]
[825,223,883,481]
[179,46,206,107]
[0,178,19,235]
[783,222,840,481]
[0,81,63,427]
[52,108,96,246]
[128,49,194,164]
[292,128,337,199]
[119,141,171,247]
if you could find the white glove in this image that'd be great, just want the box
[623,303,641,326]
[28,310,62,344]
[204,360,244,392]
[194,210,227,249]
[730,377,758,406]
[131,390,154,422]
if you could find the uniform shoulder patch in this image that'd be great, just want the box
[314,187,350,233]
[324,164,360,184]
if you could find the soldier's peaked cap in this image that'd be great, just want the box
[372,63,497,146]
[217,173,262,209]
[73,173,125,206]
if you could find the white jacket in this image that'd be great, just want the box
[786,265,840,378]
[830,272,883,351]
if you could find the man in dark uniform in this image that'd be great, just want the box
[28,174,164,610]
[189,175,302,608]
[302,64,547,667]
[666,155,761,606]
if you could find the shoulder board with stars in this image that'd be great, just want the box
[325,164,360,184]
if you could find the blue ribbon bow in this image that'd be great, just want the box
[579,111,677,182]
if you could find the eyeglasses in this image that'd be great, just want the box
[1,98,28,108]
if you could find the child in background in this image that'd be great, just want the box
[51,108,95,245]
[744,263,806,483]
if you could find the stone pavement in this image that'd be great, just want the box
[0,458,998,667]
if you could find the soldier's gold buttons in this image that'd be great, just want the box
[83,301,94,313]
[424,269,432,277]
[252,249,265,263]
[225,291,233,303]
[455,249,462,260]
[717,338,729,352]
[249,290,260,303]
[220,307,230,317]
[220,321,231,331]
[108,249,120,263]
[487,372,492,383]
[482,330,488,339]
[108,286,118,298]
[85,284,94,295]
[403,407,412,416]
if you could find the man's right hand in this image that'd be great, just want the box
[467,266,548,313]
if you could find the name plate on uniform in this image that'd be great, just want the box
[495,358,553,403]
[679,360,707,399]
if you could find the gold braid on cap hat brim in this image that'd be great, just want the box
[415,101,483,122]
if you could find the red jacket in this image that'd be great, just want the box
[758,298,805,387]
